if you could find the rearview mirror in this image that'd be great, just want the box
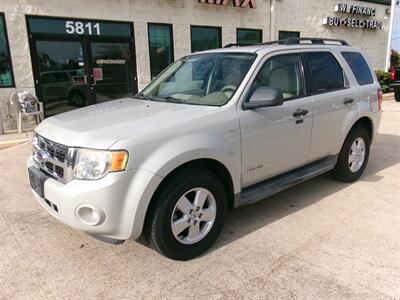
[243,87,284,110]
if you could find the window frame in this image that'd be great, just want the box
[148,22,175,80]
[236,28,263,45]
[302,51,348,96]
[243,52,307,106]
[0,12,15,88]
[190,25,222,53]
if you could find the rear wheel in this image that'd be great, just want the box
[395,92,400,102]
[331,126,370,183]
[147,168,227,260]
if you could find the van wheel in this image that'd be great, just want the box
[148,168,227,260]
[331,126,370,183]
[395,92,400,102]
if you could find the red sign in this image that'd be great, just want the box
[199,0,257,9]
[93,68,103,81]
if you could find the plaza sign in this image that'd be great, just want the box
[198,0,257,9]
[323,3,382,29]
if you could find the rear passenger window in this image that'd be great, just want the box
[342,52,374,86]
[304,52,345,94]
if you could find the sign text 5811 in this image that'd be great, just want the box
[65,21,101,35]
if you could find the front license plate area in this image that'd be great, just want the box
[28,166,49,198]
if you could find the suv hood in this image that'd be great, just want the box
[35,98,219,149]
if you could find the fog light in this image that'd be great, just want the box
[75,205,105,226]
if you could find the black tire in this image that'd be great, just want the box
[331,126,370,183]
[68,91,85,107]
[395,92,400,102]
[147,168,228,260]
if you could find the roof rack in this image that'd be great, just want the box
[223,43,254,48]
[283,37,350,46]
[223,37,350,48]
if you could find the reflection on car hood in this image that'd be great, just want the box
[35,97,219,149]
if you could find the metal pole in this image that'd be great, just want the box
[385,0,396,71]
[270,0,276,41]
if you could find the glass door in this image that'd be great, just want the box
[35,40,90,116]
[89,42,135,103]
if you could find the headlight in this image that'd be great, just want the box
[73,149,128,180]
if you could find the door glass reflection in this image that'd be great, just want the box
[36,41,87,116]
[91,42,133,103]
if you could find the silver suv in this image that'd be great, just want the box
[28,38,382,260]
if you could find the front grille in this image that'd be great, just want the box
[37,137,68,163]
[33,134,73,183]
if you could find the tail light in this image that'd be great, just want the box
[390,68,395,82]
[377,88,382,111]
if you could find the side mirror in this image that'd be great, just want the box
[243,87,284,110]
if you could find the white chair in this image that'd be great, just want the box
[9,91,44,133]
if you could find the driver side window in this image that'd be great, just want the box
[252,54,305,100]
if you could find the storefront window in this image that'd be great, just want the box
[191,26,221,53]
[237,28,262,45]
[148,23,174,79]
[278,31,300,41]
[0,13,14,87]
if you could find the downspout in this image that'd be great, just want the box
[270,0,276,41]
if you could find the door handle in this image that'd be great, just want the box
[343,97,354,105]
[293,108,308,118]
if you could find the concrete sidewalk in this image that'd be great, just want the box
[0,132,32,150]
[0,101,399,299]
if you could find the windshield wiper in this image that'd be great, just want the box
[133,93,159,101]
[133,93,185,104]
[162,96,186,103]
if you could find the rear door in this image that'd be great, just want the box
[304,51,358,161]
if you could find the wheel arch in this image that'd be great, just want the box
[335,114,375,157]
[141,158,236,238]
[349,116,374,142]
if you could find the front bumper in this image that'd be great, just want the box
[27,158,162,240]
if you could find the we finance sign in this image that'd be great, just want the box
[198,0,257,9]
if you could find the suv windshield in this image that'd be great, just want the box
[137,52,257,106]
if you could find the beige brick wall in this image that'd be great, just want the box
[275,0,390,70]
[0,0,273,132]
[0,0,390,133]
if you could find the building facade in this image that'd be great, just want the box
[0,0,391,133]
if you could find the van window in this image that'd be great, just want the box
[304,52,345,94]
[251,54,305,100]
[341,51,374,86]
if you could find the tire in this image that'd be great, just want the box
[68,91,85,107]
[147,168,228,260]
[395,92,400,102]
[331,126,370,183]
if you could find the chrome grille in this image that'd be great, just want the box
[32,134,74,183]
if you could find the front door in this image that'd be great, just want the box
[27,16,138,117]
[239,52,313,187]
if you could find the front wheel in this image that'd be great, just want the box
[147,168,227,260]
[331,126,370,183]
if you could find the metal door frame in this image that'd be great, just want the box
[26,15,138,117]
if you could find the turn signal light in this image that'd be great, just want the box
[390,68,395,82]
[111,151,129,171]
